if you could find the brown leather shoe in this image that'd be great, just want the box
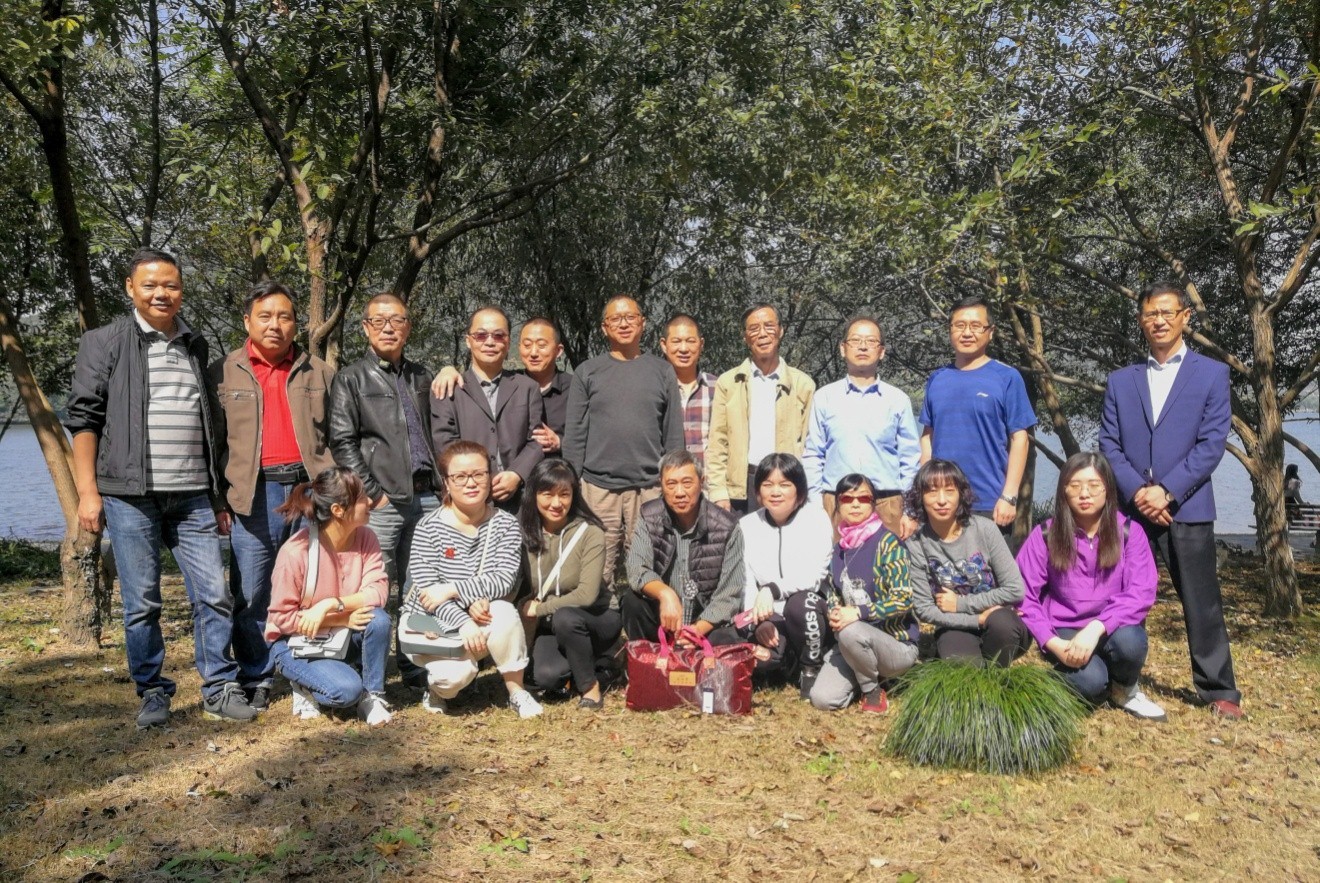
[1210,699,1243,720]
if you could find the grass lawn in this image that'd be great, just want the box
[0,554,1318,881]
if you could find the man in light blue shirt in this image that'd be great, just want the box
[802,317,921,533]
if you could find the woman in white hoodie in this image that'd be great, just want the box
[737,453,834,691]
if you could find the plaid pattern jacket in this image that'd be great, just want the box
[680,371,719,468]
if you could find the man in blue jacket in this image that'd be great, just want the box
[1099,281,1242,719]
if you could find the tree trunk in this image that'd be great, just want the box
[0,291,109,644]
[1013,433,1037,547]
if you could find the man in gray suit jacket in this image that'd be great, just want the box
[431,305,545,511]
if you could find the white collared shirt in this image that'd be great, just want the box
[1146,342,1187,422]
[746,359,784,465]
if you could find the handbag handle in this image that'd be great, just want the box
[301,522,321,607]
[678,625,715,658]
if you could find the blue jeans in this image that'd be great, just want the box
[270,608,391,706]
[370,492,439,684]
[1047,624,1149,704]
[102,492,239,699]
[229,476,300,688]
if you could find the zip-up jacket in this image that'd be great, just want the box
[66,313,220,504]
[210,344,336,516]
[738,504,833,613]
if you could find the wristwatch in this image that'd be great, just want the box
[1000,494,1018,506]
[1158,484,1176,504]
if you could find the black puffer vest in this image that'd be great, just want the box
[640,497,737,611]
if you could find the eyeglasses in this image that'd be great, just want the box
[365,315,409,330]
[446,470,490,486]
[951,322,990,334]
[1140,308,1186,323]
[745,323,779,336]
[845,337,882,348]
[838,493,874,505]
[468,330,508,343]
[1064,480,1105,495]
[603,313,642,328]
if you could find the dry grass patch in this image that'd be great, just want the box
[0,558,1318,881]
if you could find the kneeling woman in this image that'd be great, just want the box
[1016,452,1165,720]
[906,459,1031,667]
[518,459,617,710]
[810,474,918,713]
[403,441,542,719]
[266,466,393,725]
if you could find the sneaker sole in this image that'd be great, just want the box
[201,711,257,722]
[136,719,169,730]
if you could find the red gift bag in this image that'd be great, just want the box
[625,627,756,714]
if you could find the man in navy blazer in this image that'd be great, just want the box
[1099,281,1242,719]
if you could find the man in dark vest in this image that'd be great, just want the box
[622,449,744,643]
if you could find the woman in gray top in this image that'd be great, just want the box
[904,459,1031,667]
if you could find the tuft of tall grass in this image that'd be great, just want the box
[885,660,1088,775]
[0,538,61,581]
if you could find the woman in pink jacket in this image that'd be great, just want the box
[266,466,392,725]
[1016,452,1165,722]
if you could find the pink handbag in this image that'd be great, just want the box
[625,626,756,715]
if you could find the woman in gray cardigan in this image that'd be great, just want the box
[904,459,1031,667]
[518,459,617,709]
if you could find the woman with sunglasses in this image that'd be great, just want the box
[265,466,392,725]
[518,459,616,710]
[808,474,918,713]
[1016,452,1165,720]
[403,440,542,718]
[906,459,1031,667]
[736,453,833,687]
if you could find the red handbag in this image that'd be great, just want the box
[625,626,757,715]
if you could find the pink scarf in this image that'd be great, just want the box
[838,512,885,550]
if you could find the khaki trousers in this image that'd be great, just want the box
[580,482,663,587]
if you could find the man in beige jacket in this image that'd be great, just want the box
[706,304,816,513]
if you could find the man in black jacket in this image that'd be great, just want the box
[67,248,254,729]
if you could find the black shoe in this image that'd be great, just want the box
[577,695,604,711]
[136,688,171,729]
[202,683,258,722]
[247,686,270,713]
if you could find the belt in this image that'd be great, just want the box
[261,463,308,485]
[413,471,434,493]
[874,489,902,499]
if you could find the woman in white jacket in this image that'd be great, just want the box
[737,453,834,691]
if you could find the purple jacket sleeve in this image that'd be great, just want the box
[1014,526,1056,648]
[1100,517,1157,634]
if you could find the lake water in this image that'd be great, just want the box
[2,418,1319,540]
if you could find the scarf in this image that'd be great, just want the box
[838,512,885,550]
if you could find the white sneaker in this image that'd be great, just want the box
[1111,684,1167,722]
[356,692,393,727]
[421,688,448,715]
[508,688,543,719]
[289,682,323,720]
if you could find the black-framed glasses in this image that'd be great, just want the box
[446,470,490,486]
[365,315,409,330]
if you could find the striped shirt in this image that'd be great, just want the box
[402,506,523,631]
[679,371,718,469]
[134,311,208,492]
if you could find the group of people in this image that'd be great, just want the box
[67,247,1244,730]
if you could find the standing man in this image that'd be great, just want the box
[67,248,255,727]
[802,317,920,534]
[211,280,335,712]
[330,293,439,686]
[706,304,816,512]
[562,295,684,583]
[431,305,545,511]
[1099,281,1242,719]
[660,313,718,469]
[915,296,1034,531]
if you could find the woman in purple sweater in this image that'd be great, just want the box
[1016,452,1165,721]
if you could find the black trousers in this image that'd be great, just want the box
[934,606,1032,668]
[531,606,622,694]
[1144,519,1239,703]
[620,591,740,646]
[741,591,832,675]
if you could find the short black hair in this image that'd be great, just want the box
[244,280,297,316]
[469,304,510,331]
[665,313,701,336]
[127,247,179,279]
[752,453,809,519]
[951,296,993,324]
[903,459,975,527]
[363,292,407,319]
[521,316,562,345]
[843,315,884,345]
[1139,281,1191,311]
[741,303,780,327]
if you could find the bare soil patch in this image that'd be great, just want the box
[1,557,1318,881]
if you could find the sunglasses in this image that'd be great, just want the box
[469,330,509,343]
[838,494,874,505]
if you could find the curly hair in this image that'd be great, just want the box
[903,459,975,527]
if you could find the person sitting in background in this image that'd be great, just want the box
[622,449,744,644]
[1016,452,1165,720]
[402,441,542,719]
[265,467,392,725]
[1284,464,1303,509]
[809,474,918,713]
[518,459,617,710]
[905,459,1031,668]
[736,453,833,689]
